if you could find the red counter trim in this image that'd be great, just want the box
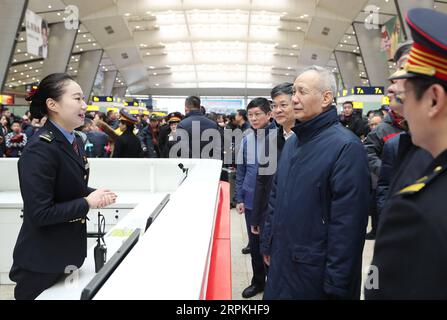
[205,181,232,300]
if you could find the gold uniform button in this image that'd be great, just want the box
[84,175,87,180]
[434,166,443,172]
[81,219,86,224]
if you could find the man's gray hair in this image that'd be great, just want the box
[299,65,337,95]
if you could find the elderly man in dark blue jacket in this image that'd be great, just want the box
[262,66,370,300]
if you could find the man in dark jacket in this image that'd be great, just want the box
[366,8,447,299]
[375,41,433,227]
[235,98,275,298]
[263,66,370,300]
[339,101,366,139]
[175,96,221,159]
[251,83,295,264]
[364,111,404,177]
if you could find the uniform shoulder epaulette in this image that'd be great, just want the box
[397,164,447,196]
[39,131,54,143]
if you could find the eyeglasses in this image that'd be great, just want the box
[248,112,267,119]
[272,103,291,111]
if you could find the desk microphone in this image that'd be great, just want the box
[178,163,189,175]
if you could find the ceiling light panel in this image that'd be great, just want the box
[155,11,186,25]
[197,71,245,82]
[192,41,246,52]
[150,9,284,88]
[190,24,248,38]
[196,64,245,72]
[187,10,249,25]
[198,82,247,88]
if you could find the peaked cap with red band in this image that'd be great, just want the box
[389,8,447,83]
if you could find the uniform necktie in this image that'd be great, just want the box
[72,139,80,156]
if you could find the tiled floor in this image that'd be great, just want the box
[0,208,374,301]
[0,284,14,300]
[230,208,375,300]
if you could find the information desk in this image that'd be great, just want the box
[0,158,190,285]
[37,193,168,300]
[94,159,225,299]
[0,158,227,299]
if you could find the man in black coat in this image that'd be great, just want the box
[376,42,433,223]
[175,96,221,159]
[366,8,447,299]
[251,83,295,263]
[339,101,367,139]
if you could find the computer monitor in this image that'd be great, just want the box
[145,194,170,232]
[80,228,141,300]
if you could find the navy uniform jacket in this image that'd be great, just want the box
[176,110,221,159]
[113,130,142,158]
[364,114,403,176]
[12,121,94,274]
[366,150,447,299]
[376,133,433,217]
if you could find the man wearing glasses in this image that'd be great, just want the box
[366,8,447,299]
[375,42,433,236]
[263,66,370,299]
[235,97,276,298]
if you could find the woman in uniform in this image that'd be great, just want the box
[112,110,143,158]
[9,73,117,300]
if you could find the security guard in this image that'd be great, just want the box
[112,109,143,158]
[366,8,447,299]
[10,73,117,300]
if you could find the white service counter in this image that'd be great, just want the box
[37,192,168,300]
[0,158,223,299]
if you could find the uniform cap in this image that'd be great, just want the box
[390,8,447,83]
[119,109,137,124]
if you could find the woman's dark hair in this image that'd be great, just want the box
[26,73,74,119]
[120,120,135,133]
[246,97,271,114]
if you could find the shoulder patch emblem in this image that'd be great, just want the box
[398,183,426,195]
[39,131,54,143]
[397,164,447,196]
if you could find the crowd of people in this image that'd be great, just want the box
[233,7,447,300]
[4,6,447,301]
[0,102,255,160]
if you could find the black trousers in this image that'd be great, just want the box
[369,189,378,233]
[244,209,266,287]
[9,265,63,300]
